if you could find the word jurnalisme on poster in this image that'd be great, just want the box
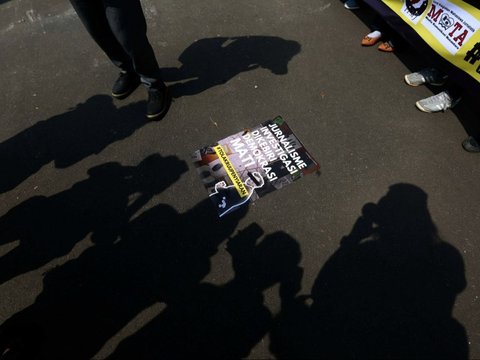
[192,116,320,217]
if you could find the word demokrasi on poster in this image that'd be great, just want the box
[193,116,320,217]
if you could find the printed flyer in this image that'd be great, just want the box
[192,116,320,217]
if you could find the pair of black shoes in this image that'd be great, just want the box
[111,72,171,120]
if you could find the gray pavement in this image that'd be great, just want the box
[0,0,479,358]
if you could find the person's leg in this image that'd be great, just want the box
[373,16,396,52]
[446,82,463,102]
[103,0,170,119]
[69,0,134,72]
[362,14,385,47]
[103,0,164,89]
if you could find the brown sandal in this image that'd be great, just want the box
[361,35,381,46]
[378,41,394,52]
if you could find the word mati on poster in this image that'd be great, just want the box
[381,0,480,83]
[192,116,320,217]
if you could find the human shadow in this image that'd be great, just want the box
[0,95,149,194]
[293,183,467,359]
[108,226,303,359]
[0,153,188,286]
[161,36,301,98]
[0,196,248,359]
[270,183,468,359]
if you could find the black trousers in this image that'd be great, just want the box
[70,0,163,88]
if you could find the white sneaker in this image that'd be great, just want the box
[404,68,447,87]
[344,0,360,10]
[415,91,461,113]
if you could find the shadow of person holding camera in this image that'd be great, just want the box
[161,36,301,98]
[0,153,188,286]
[306,183,468,359]
[108,226,303,359]
[0,196,248,360]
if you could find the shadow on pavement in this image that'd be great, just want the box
[0,153,188,286]
[270,183,468,359]
[107,226,302,359]
[0,176,248,359]
[0,95,150,194]
[0,182,468,359]
[0,36,301,194]
[162,36,301,98]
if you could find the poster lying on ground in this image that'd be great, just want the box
[192,116,320,217]
[378,0,480,84]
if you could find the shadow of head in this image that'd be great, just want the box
[85,153,188,197]
[366,183,438,242]
[164,36,301,98]
[173,36,301,76]
[254,37,302,75]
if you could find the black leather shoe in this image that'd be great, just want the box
[146,86,171,120]
[112,72,141,99]
[462,136,480,153]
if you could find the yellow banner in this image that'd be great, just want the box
[213,145,248,198]
[382,0,480,83]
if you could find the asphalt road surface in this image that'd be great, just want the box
[1,0,479,358]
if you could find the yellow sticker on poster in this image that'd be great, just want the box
[382,0,480,83]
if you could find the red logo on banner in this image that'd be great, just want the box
[427,4,469,47]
